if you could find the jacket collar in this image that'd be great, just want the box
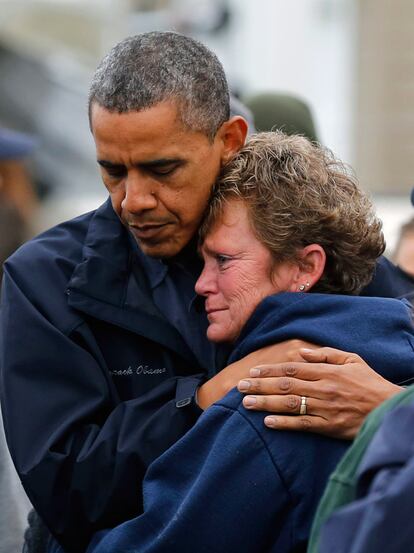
[67,198,198,364]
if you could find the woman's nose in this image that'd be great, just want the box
[195,265,217,296]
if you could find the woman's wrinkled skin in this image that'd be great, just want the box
[195,199,302,342]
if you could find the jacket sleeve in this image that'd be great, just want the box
[86,399,290,553]
[318,404,414,553]
[0,265,204,553]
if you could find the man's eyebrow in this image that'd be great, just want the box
[139,158,185,168]
[97,160,124,169]
[97,158,185,169]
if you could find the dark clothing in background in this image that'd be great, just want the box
[0,198,410,553]
[309,385,414,553]
[361,255,414,301]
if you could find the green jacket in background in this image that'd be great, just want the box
[307,385,414,553]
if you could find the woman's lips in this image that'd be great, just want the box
[206,307,228,320]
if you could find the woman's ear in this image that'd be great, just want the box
[291,244,326,292]
[216,116,248,164]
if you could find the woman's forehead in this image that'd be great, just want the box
[202,200,268,256]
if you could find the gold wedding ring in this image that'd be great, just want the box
[300,396,307,415]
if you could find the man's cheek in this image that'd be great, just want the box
[110,193,124,217]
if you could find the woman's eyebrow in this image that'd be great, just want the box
[199,243,216,257]
[201,243,243,258]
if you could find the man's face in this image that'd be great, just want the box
[91,101,235,258]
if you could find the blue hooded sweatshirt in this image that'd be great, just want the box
[83,292,414,553]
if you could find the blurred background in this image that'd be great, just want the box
[0,0,412,252]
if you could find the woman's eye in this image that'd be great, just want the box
[216,254,232,268]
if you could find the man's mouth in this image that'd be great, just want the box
[129,222,171,240]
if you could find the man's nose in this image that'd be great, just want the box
[195,264,217,296]
[121,172,157,213]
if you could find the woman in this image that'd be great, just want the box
[86,133,414,553]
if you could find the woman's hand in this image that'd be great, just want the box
[237,347,403,440]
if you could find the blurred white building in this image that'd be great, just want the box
[0,0,412,247]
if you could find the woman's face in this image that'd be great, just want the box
[195,200,300,342]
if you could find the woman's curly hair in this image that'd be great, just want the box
[200,131,385,295]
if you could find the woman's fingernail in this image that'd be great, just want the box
[238,380,251,392]
[264,416,277,427]
[243,396,257,407]
[250,368,261,377]
[300,348,313,353]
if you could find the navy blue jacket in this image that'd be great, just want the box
[318,388,414,553]
[361,255,414,301]
[85,293,414,553]
[0,200,208,552]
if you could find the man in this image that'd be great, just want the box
[0,127,37,281]
[0,32,407,553]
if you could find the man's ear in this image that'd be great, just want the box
[216,116,248,164]
[288,244,326,292]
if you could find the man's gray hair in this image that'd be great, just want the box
[89,31,230,139]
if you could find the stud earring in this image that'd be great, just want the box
[298,281,311,292]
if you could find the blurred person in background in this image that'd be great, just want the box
[0,128,35,553]
[393,216,414,281]
[0,32,411,553]
[243,91,319,141]
[0,127,38,281]
[361,190,414,301]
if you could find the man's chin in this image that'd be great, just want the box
[136,237,184,259]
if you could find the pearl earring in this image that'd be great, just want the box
[298,282,311,292]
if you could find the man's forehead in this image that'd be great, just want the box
[90,100,185,130]
[90,101,211,157]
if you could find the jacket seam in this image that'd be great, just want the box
[64,318,86,337]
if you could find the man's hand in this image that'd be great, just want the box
[197,339,315,410]
[237,347,403,440]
